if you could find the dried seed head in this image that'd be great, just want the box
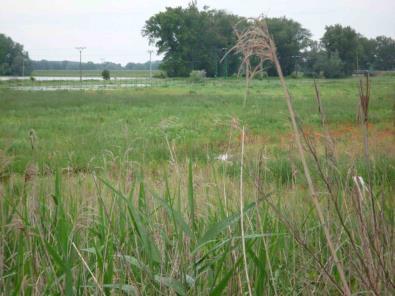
[222,16,275,79]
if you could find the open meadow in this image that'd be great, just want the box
[0,77,394,294]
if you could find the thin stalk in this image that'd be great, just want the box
[270,41,351,295]
[239,126,253,296]
[244,63,250,107]
[71,241,105,295]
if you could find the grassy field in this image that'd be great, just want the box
[0,77,394,294]
[32,69,161,77]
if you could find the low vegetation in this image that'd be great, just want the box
[0,74,394,294]
[2,0,394,293]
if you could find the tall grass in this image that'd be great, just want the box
[1,137,394,295]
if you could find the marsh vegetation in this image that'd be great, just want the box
[0,74,394,295]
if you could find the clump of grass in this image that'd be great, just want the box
[0,149,13,180]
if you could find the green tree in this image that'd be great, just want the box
[101,69,110,80]
[143,6,311,77]
[266,17,311,76]
[143,4,243,77]
[302,41,345,78]
[356,36,376,70]
[374,36,395,70]
[0,33,32,76]
[321,25,359,75]
[301,41,323,76]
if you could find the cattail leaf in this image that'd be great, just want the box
[188,159,196,232]
[154,275,186,296]
[98,176,161,264]
[210,255,243,296]
[153,195,193,238]
[197,201,256,248]
[102,284,138,295]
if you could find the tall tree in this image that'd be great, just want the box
[374,36,395,70]
[266,17,311,76]
[142,3,242,77]
[143,6,311,77]
[0,34,32,76]
[321,25,359,75]
[356,35,376,70]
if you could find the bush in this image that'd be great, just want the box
[153,71,167,79]
[254,71,268,80]
[290,71,303,79]
[189,70,206,83]
[101,69,110,80]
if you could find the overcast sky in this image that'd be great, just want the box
[1,0,394,65]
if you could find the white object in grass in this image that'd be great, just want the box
[216,153,230,161]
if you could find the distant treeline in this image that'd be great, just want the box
[125,61,161,70]
[31,60,161,71]
[1,32,161,76]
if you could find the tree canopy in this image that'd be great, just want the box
[302,24,395,77]
[321,25,360,76]
[266,17,311,76]
[144,6,395,78]
[374,36,395,71]
[143,4,242,77]
[143,4,311,77]
[0,34,32,76]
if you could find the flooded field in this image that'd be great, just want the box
[0,76,194,90]
[0,76,148,81]
[11,83,149,91]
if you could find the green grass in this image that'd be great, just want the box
[0,77,393,173]
[0,77,394,294]
[32,69,161,77]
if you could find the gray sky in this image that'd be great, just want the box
[1,0,394,65]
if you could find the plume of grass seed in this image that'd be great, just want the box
[221,17,271,107]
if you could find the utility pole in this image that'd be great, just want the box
[148,50,153,84]
[75,47,86,83]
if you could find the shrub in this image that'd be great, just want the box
[290,71,303,79]
[189,70,206,83]
[101,69,110,80]
[153,71,167,79]
[254,71,268,80]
